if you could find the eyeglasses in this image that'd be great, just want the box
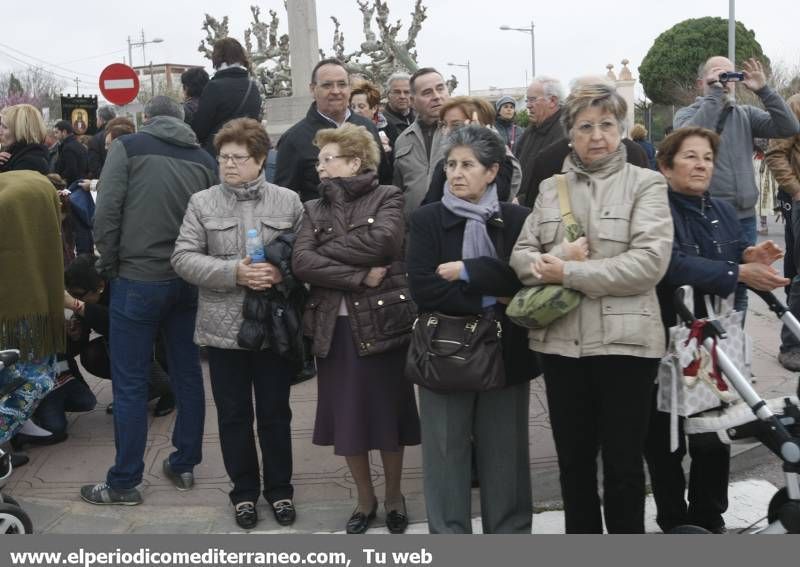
[315,81,349,91]
[574,120,618,136]
[438,120,466,131]
[217,154,253,165]
[316,155,350,167]
[526,96,547,104]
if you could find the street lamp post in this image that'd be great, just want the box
[127,30,164,68]
[447,61,471,95]
[499,21,535,79]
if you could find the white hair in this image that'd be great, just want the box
[532,76,566,104]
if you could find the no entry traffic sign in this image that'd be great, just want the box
[99,63,140,106]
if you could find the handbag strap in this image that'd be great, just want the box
[232,80,255,117]
[555,175,583,242]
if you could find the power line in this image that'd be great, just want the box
[0,50,100,94]
[0,41,96,79]
[57,49,126,66]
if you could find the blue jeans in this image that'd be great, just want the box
[34,377,97,434]
[734,216,758,315]
[107,277,205,490]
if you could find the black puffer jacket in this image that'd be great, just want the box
[1,142,50,175]
[292,172,413,358]
[192,67,262,155]
[238,233,309,366]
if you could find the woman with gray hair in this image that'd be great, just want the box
[407,125,538,533]
[510,81,674,533]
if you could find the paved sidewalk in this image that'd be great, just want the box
[5,224,797,534]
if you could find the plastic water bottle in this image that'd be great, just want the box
[245,229,266,263]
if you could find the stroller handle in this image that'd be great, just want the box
[748,288,788,317]
[673,286,697,325]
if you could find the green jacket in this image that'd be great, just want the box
[94,116,218,281]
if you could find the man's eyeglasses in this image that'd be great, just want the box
[526,96,547,104]
[315,81,349,91]
[316,155,350,167]
[217,154,253,165]
[574,120,618,135]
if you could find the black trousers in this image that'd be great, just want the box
[206,347,294,505]
[644,390,730,532]
[541,354,658,534]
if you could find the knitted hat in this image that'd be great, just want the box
[495,96,516,113]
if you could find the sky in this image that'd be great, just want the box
[2,0,798,101]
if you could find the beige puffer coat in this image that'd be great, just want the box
[171,177,303,349]
[509,146,674,359]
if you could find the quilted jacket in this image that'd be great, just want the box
[171,176,303,349]
[292,171,414,358]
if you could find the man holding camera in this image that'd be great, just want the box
[675,56,800,313]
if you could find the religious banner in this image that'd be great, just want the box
[60,95,98,136]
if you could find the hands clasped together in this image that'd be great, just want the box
[530,236,589,284]
[236,256,284,291]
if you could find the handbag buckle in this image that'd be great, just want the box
[465,321,478,333]
[427,316,439,327]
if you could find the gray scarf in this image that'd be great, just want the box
[441,183,500,260]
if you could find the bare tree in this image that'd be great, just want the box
[198,1,435,100]
[0,67,65,118]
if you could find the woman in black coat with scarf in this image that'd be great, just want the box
[407,125,537,534]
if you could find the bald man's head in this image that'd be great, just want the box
[698,56,736,95]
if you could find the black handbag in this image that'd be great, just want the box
[405,311,505,393]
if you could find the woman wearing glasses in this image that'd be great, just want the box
[510,81,674,533]
[421,96,521,206]
[172,118,303,530]
[293,123,420,534]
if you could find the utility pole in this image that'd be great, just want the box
[74,77,80,95]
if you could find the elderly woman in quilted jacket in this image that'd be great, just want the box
[172,118,303,531]
[292,123,420,535]
[510,81,674,533]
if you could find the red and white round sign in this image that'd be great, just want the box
[99,63,140,106]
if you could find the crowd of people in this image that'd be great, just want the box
[1,36,800,535]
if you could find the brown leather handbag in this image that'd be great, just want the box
[405,311,505,393]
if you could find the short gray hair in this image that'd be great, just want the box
[386,72,411,91]
[97,106,117,122]
[533,76,565,105]
[442,125,506,169]
[144,96,184,121]
[561,80,627,135]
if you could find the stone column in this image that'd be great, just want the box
[265,0,321,138]
[287,0,320,96]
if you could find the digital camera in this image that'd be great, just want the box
[719,71,745,83]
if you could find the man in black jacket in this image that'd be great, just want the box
[87,106,116,178]
[274,59,392,202]
[53,120,88,185]
[382,72,415,136]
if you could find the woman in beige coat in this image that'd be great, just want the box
[510,81,673,533]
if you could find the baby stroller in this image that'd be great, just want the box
[0,349,34,534]
[670,286,800,534]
